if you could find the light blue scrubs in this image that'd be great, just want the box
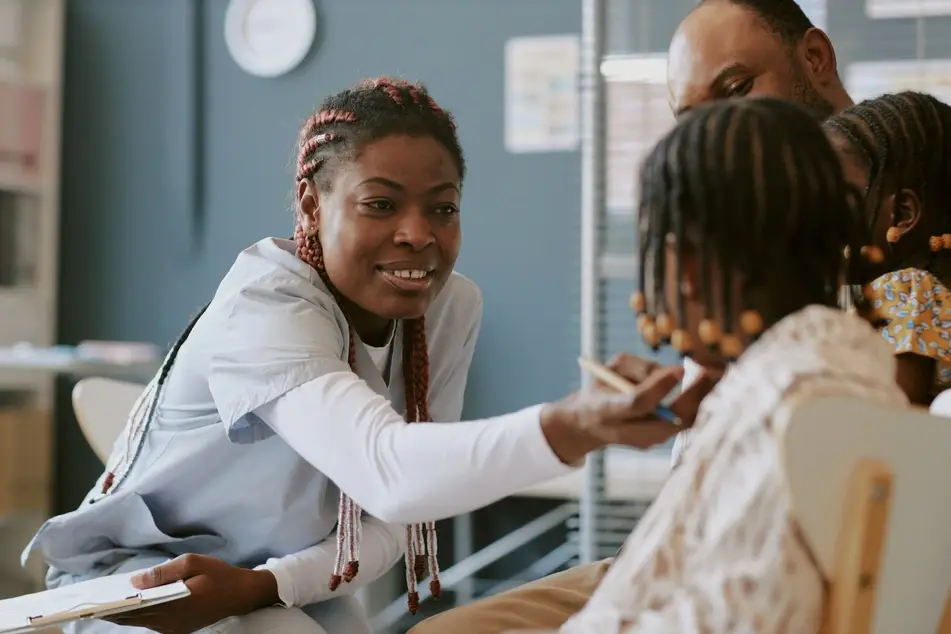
[22,238,482,633]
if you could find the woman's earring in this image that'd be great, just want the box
[886,227,902,244]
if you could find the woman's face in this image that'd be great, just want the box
[299,134,462,322]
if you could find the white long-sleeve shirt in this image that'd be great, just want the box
[252,373,566,605]
[26,238,574,615]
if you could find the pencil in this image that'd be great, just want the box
[577,357,682,425]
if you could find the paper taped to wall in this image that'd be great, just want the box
[504,34,580,154]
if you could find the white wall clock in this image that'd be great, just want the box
[224,0,318,78]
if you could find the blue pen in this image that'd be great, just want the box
[577,357,683,426]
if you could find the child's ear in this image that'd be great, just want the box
[893,187,922,234]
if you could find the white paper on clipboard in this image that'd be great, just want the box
[0,570,190,633]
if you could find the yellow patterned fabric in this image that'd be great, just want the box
[870,267,951,394]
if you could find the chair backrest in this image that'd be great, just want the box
[779,396,951,634]
[71,377,146,464]
[930,389,951,419]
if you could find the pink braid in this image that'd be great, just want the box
[295,92,443,614]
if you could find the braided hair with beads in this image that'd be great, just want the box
[295,77,463,613]
[98,77,464,615]
[631,97,869,360]
[823,91,951,287]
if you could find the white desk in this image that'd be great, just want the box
[0,346,160,382]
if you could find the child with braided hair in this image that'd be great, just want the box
[21,77,702,634]
[824,91,951,406]
[550,97,908,634]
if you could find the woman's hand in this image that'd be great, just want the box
[102,554,279,634]
[540,353,721,464]
[605,352,722,426]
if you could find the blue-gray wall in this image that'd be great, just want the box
[56,0,583,509]
[57,0,951,515]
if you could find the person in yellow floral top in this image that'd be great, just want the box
[869,268,951,396]
[825,92,951,405]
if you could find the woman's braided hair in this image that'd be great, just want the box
[98,77,464,615]
[293,77,463,612]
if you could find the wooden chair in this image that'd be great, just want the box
[71,377,145,464]
[781,396,951,634]
[512,396,951,634]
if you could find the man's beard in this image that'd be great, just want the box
[790,60,837,120]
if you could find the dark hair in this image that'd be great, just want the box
[699,0,814,45]
[297,77,465,191]
[823,91,951,281]
[99,77,462,613]
[295,77,462,609]
[634,97,864,358]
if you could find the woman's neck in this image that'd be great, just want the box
[339,298,394,346]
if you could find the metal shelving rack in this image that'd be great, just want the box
[576,0,682,565]
[577,0,608,567]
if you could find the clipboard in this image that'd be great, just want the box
[0,570,190,633]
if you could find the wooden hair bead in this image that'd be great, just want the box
[885,227,902,244]
[860,245,884,264]
[943,234,951,250]
[739,310,764,336]
[843,245,851,259]
[931,236,944,252]
[630,292,646,314]
[641,323,659,349]
[671,329,692,354]
[636,314,654,334]
[720,334,743,359]
[698,319,721,346]
[655,314,674,339]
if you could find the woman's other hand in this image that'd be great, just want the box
[540,353,721,464]
[605,352,722,426]
[102,554,279,634]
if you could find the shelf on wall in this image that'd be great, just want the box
[0,0,63,593]
[0,190,39,288]
[0,79,47,189]
[0,287,49,346]
[0,175,42,195]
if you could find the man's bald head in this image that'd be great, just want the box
[667,0,850,118]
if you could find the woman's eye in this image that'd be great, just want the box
[435,204,459,215]
[364,200,394,211]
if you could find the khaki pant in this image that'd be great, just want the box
[407,559,611,634]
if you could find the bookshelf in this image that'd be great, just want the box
[0,0,64,597]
